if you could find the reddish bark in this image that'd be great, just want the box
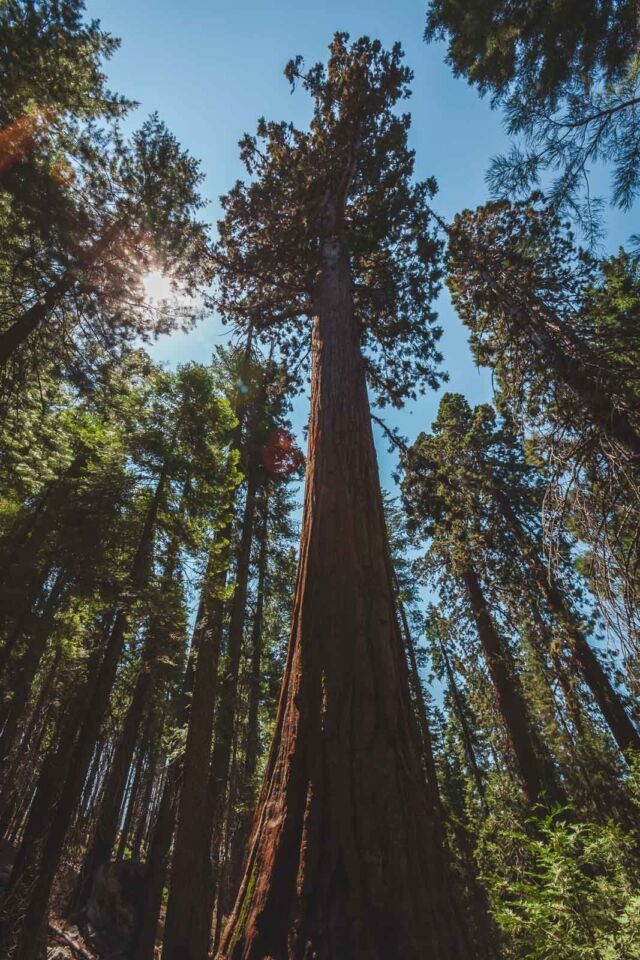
[218,241,467,960]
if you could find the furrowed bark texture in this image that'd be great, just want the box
[219,241,467,960]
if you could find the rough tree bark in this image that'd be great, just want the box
[218,240,468,960]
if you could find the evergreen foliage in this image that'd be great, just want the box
[0,4,640,960]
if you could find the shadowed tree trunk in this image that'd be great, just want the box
[0,468,167,960]
[163,338,265,960]
[0,571,66,762]
[161,526,233,960]
[75,536,182,910]
[123,732,156,862]
[224,492,271,917]
[394,581,442,813]
[207,456,260,921]
[218,240,468,960]
[134,581,213,960]
[461,562,561,807]
[0,645,62,833]
[437,634,487,807]
[0,223,121,367]
[502,496,640,755]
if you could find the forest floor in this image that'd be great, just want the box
[1,840,163,960]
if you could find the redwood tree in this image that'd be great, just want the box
[213,34,467,960]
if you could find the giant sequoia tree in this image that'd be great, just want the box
[213,33,466,960]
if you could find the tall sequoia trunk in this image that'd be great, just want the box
[218,240,467,960]
[461,563,560,807]
[0,469,166,960]
[498,493,640,755]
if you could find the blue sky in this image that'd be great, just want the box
[86,0,637,490]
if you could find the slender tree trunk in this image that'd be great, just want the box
[532,321,640,461]
[163,345,261,960]
[133,765,179,960]
[0,646,62,832]
[0,563,52,677]
[461,563,560,807]
[0,571,66,762]
[0,470,166,960]
[133,599,206,960]
[207,462,260,913]
[394,582,442,812]
[225,492,271,910]
[244,493,269,793]
[0,223,120,366]
[161,528,232,960]
[123,730,155,862]
[219,240,467,960]
[499,494,640,755]
[74,689,152,906]
[437,635,487,808]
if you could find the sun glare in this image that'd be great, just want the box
[142,269,176,303]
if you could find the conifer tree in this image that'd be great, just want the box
[426,0,640,233]
[213,34,466,960]
[447,199,640,648]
